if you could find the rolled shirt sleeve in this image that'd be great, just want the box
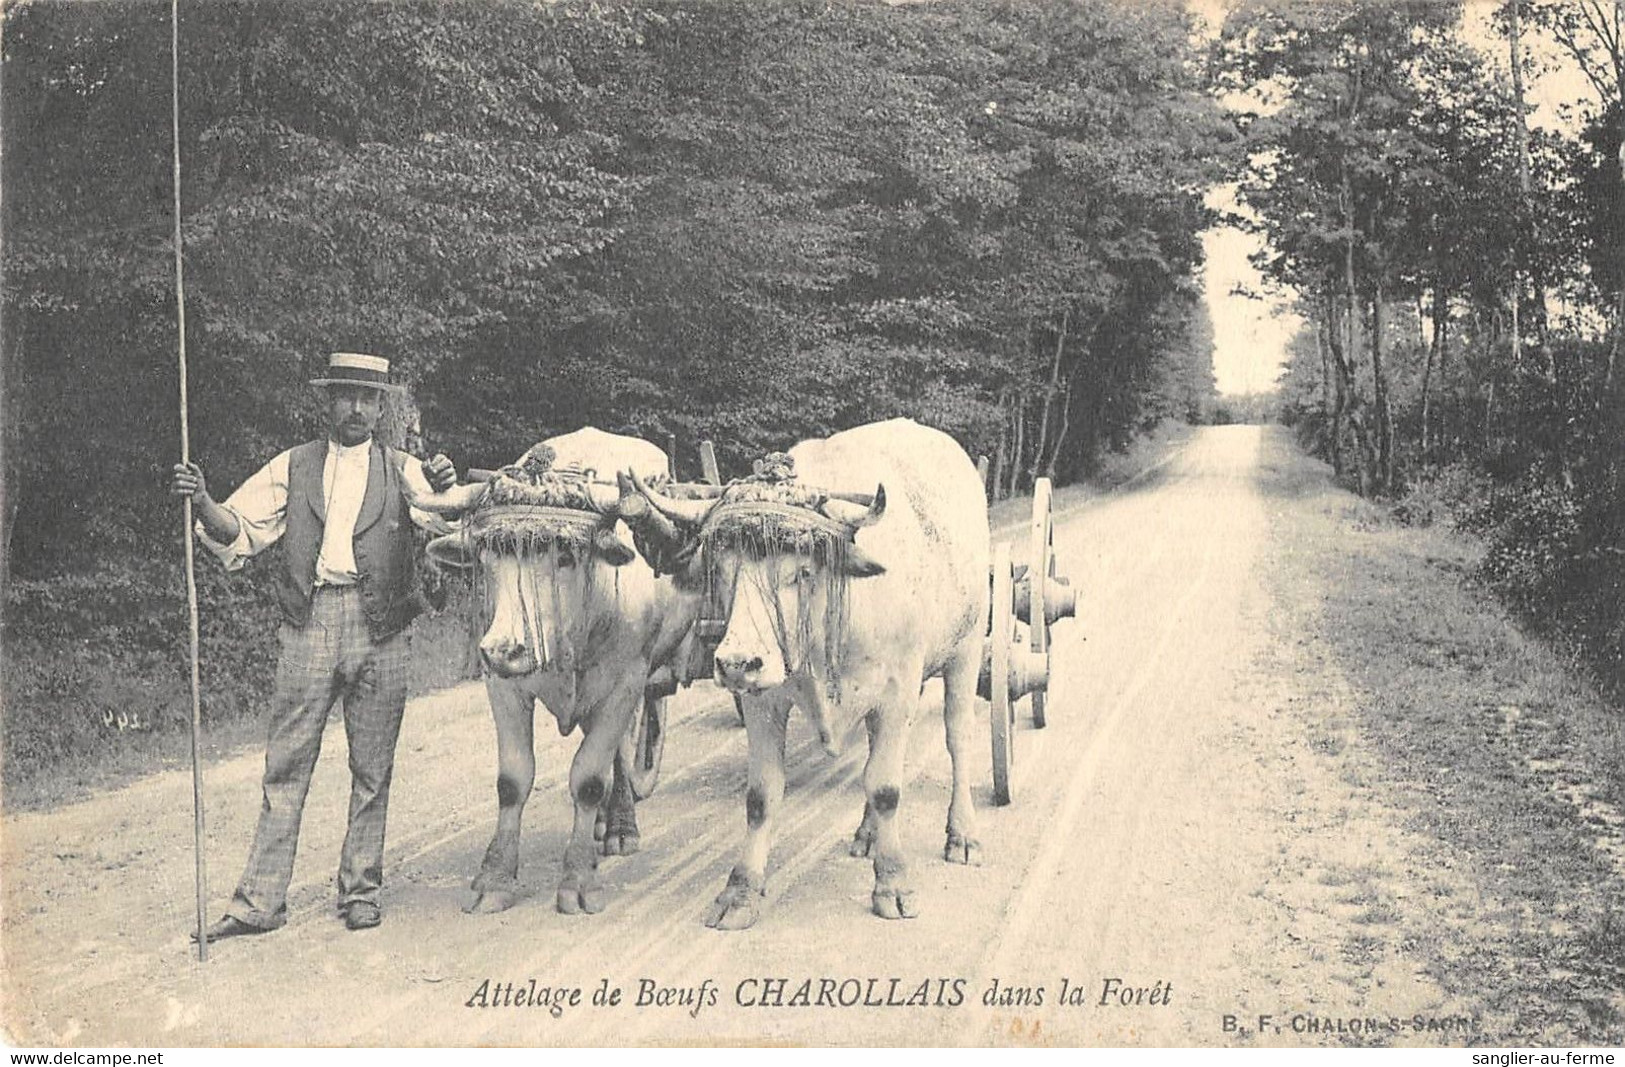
[196,450,293,571]
[398,452,461,537]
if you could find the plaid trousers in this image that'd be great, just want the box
[226,586,409,929]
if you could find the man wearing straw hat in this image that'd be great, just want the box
[170,352,460,941]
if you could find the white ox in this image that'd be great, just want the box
[415,427,701,915]
[630,418,989,929]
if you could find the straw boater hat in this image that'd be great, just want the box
[309,352,404,393]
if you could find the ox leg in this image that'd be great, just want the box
[849,800,877,858]
[865,704,916,920]
[941,643,983,865]
[557,693,630,915]
[849,716,880,858]
[706,690,792,931]
[599,735,641,857]
[467,681,535,914]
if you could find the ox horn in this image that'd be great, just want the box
[628,469,717,526]
[585,481,622,515]
[820,483,886,529]
[425,532,476,570]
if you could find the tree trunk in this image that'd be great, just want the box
[1316,305,1334,461]
[1341,168,1377,492]
[1372,283,1394,491]
[1505,0,1556,386]
[1511,0,1573,488]
[1349,410,1372,497]
[1043,375,1073,481]
[1324,305,1345,475]
[0,313,18,597]
[1510,282,1523,374]
[1331,298,1371,496]
[1616,21,1624,391]
[1609,287,1622,393]
[990,387,1010,502]
[1438,297,1451,452]
[1326,296,1377,488]
[1508,0,1528,377]
[1007,394,1026,499]
[1420,294,1436,459]
[1422,285,1447,458]
[1335,61,1374,491]
[1028,309,1068,489]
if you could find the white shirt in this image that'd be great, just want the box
[314,439,372,582]
[197,439,447,581]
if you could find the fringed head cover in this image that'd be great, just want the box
[698,452,861,688]
[462,442,626,676]
[465,443,612,556]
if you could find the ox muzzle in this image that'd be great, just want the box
[710,566,790,693]
[714,649,775,693]
[481,635,538,679]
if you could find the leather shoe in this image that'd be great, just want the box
[191,916,274,944]
[343,901,381,931]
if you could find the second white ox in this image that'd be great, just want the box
[630,418,990,929]
[416,427,700,915]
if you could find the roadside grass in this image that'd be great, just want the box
[2,582,474,813]
[1318,861,1387,889]
[1262,433,1625,1045]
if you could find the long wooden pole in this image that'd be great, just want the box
[171,0,209,962]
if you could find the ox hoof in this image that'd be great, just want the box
[705,883,764,931]
[464,890,518,914]
[600,826,640,857]
[556,875,608,916]
[943,831,983,866]
[593,810,606,843]
[871,887,919,920]
[849,825,876,859]
[469,868,518,894]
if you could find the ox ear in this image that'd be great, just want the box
[670,547,708,591]
[844,542,886,578]
[593,526,637,567]
[426,533,476,571]
[620,470,704,578]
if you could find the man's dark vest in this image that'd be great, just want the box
[274,438,423,640]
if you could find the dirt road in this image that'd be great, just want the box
[0,427,1539,1046]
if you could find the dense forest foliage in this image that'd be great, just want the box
[1,0,1227,782]
[1218,0,1624,692]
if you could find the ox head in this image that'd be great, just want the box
[420,444,638,679]
[624,452,886,693]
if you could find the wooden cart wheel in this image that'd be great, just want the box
[1029,478,1054,728]
[989,540,1015,806]
[627,690,668,801]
